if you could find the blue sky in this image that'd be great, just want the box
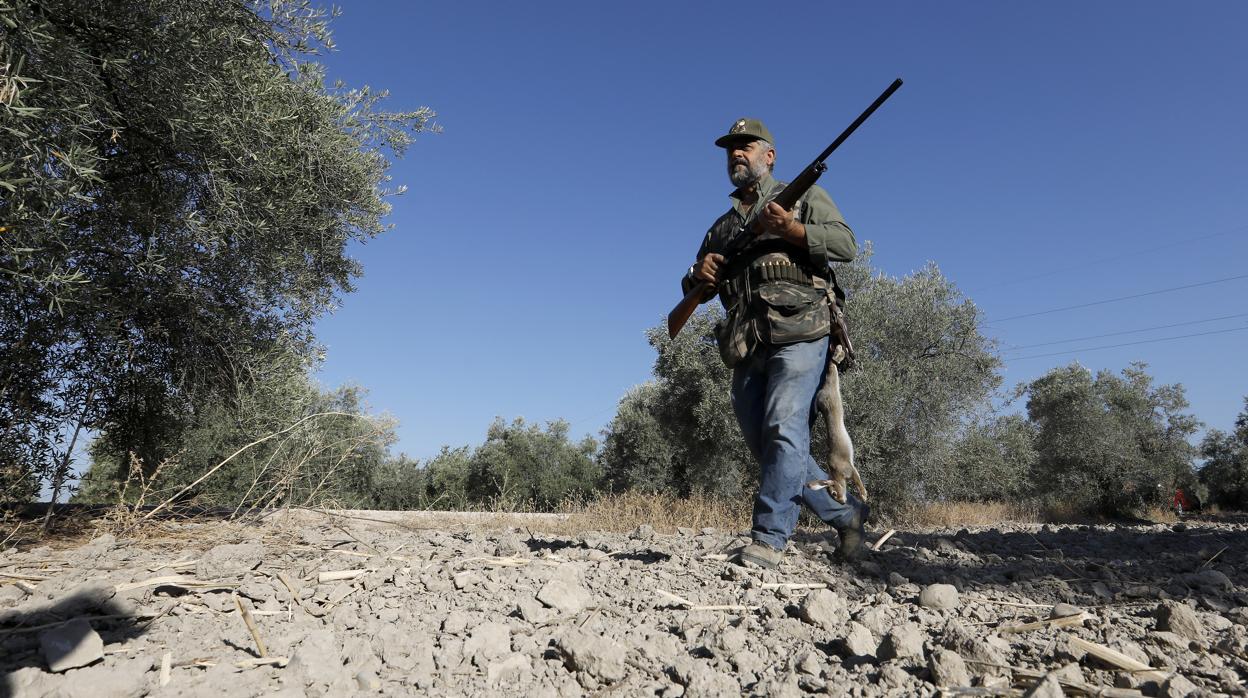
[312,1,1247,460]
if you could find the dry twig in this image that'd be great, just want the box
[1067,636,1174,685]
[233,593,267,658]
[872,529,897,551]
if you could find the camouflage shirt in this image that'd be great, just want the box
[683,173,857,361]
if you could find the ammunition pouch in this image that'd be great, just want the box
[713,295,756,368]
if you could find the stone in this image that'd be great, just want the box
[716,625,748,655]
[1160,673,1200,698]
[442,610,469,634]
[877,623,924,661]
[1184,569,1232,592]
[942,621,1010,678]
[928,648,971,687]
[797,589,848,631]
[1155,601,1206,641]
[196,542,264,579]
[630,524,656,540]
[555,629,626,683]
[488,652,532,686]
[464,622,511,662]
[918,584,960,610]
[288,628,349,691]
[795,650,821,676]
[355,670,381,690]
[40,619,103,672]
[1023,674,1065,698]
[516,596,553,624]
[842,622,876,657]
[537,575,592,615]
[1050,603,1084,619]
[671,659,739,698]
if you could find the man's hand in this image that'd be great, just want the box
[693,252,726,284]
[759,201,805,243]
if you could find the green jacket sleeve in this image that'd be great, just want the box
[680,230,713,295]
[799,185,856,268]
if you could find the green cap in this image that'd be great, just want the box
[714,117,774,148]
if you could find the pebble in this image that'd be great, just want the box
[918,583,960,610]
[39,619,103,673]
[928,648,971,687]
[1155,600,1206,641]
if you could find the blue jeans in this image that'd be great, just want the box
[732,335,862,550]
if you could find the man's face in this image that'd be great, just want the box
[726,139,774,188]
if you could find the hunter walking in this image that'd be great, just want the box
[682,117,869,567]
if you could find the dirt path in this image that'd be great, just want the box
[2,511,1246,696]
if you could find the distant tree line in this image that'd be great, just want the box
[69,256,1248,518]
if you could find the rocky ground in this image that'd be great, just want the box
[1,511,1246,697]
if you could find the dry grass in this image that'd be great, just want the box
[885,500,1045,529]
[1142,505,1179,524]
[563,491,750,535]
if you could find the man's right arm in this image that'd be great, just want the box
[681,231,713,295]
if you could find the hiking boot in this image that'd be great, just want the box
[730,540,783,569]
[834,501,871,562]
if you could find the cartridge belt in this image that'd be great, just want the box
[749,259,819,287]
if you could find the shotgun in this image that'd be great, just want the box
[667,78,903,339]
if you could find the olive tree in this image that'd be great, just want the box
[1018,362,1200,514]
[0,0,434,500]
[601,249,1005,507]
[1198,397,1248,509]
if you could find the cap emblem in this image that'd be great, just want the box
[730,119,747,134]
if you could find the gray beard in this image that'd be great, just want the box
[729,160,767,188]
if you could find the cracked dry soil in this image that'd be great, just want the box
[2,511,1246,697]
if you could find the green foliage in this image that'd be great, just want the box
[601,249,1002,507]
[1018,362,1200,514]
[832,253,1001,503]
[932,413,1037,502]
[370,419,600,512]
[600,308,754,499]
[466,418,601,510]
[0,0,433,500]
[77,345,395,510]
[1198,397,1248,509]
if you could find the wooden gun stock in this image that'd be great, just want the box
[667,282,713,339]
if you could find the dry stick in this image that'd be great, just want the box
[0,613,156,636]
[974,598,1051,609]
[159,652,172,687]
[1066,636,1174,685]
[1198,545,1228,569]
[317,569,370,584]
[275,571,305,611]
[0,571,49,581]
[233,593,267,658]
[332,523,386,558]
[998,612,1091,634]
[136,411,363,527]
[149,557,198,573]
[235,656,288,669]
[871,528,897,551]
[114,575,237,593]
[961,659,1146,698]
[0,520,26,549]
[759,582,827,590]
[1026,532,1086,581]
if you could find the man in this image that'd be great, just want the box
[682,117,868,568]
